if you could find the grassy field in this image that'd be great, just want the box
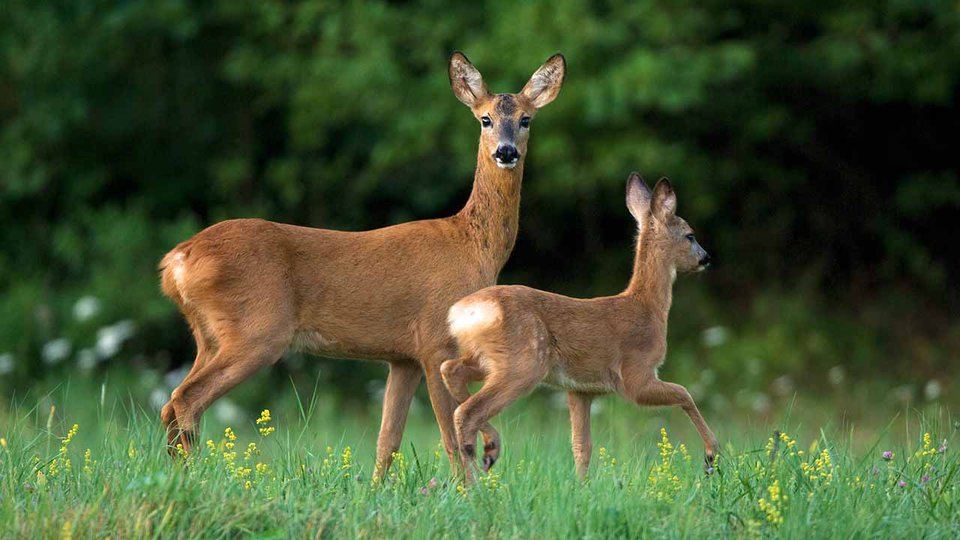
[1,375,958,538]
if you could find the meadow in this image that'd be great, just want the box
[1,374,957,538]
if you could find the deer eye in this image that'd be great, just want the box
[481,116,492,128]
[685,234,695,242]
[519,116,531,128]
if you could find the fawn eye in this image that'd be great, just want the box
[519,116,531,128]
[685,234,695,242]
[481,116,492,127]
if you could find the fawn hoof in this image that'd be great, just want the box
[704,452,717,475]
[482,440,500,472]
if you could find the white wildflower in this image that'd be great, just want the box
[701,326,728,347]
[73,296,101,321]
[0,353,13,375]
[42,338,72,365]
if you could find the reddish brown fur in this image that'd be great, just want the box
[157,52,565,480]
[443,174,718,481]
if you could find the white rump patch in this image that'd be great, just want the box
[448,299,502,336]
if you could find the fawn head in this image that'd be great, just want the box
[626,173,711,273]
[449,52,565,169]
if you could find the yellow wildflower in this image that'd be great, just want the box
[244,442,259,461]
[389,451,407,483]
[802,448,834,484]
[481,469,502,491]
[913,432,937,461]
[758,479,786,525]
[0,437,7,449]
[256,410,275,437]
[341,446,353,477]
[646,428,683,502]
[83,449,94,476]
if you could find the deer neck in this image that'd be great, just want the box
[624,233,675,326]
[457,146,524,272]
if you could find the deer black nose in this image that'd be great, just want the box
[494,145,519,163]
[699,254,712,267]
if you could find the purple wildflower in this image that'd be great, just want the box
[428,477,439,489]
[938,440,947,454]
[881,450,894,461]
[898,480,908,488]
[921,475,931,484]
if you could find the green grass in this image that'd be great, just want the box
[1,377,958,538]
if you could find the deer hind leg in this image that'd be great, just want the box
[162,314,218,455]
[166,308,293,453]
[453,362,543,482]
[373,361,423,483]
[629,379,719,471]
[440,357,502,472]
[421,358,462,473]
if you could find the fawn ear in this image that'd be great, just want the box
[625,172,653,226]
[521,53,566,108]
[449,51,489,107]
[652,178,677,220]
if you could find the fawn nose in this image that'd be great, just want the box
[699,253,712,268]
[493,145,520,165]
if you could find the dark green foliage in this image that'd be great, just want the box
[1,1,958,391]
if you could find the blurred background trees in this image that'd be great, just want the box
[1,0,957,408]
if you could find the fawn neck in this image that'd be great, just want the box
[457,146,524,271]
[624,232,675,324]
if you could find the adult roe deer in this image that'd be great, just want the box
[442,173,718,481]
[158,51,565,479]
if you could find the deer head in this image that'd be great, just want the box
[449,52,565,169]
[626,173,711,273]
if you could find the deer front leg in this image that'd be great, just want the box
[373,361,423,483]
[628,379,719,471]
[567,392,594,481]
[440,358,502,472]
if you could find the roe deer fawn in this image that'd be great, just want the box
[442,173,718,480]
[158,51,565,479]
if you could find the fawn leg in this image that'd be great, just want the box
[567,392,594,481]
[373,361,422,482]
[440,358,502,471]
[454,371,541,482]
[630,379,719,470]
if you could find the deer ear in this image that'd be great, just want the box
[521,53,566,108]
[652,178,677,220]
[625,172,652,226]
[449,51,489,107]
